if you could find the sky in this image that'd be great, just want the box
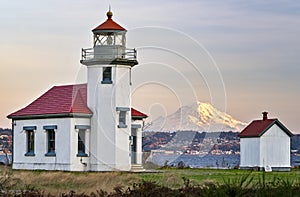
[0,0,300,132]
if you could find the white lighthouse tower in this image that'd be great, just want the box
[80,9,138,171]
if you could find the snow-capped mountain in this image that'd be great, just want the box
[145,102,247,132]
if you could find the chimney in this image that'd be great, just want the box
[262,111,268,120]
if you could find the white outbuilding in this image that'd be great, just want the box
[238,112,293,171]
[7,9,148,172]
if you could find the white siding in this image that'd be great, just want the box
[131,119,144,165]
[260,124,290,168]
[69,118,91,171]
[240,137,260,167]
[87,65,131,171]
[115,66,131,170]
[13,117,90,171]
[88,65,117,171]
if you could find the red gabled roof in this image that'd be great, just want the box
[8,84,92,118]
[8,84,147,120]
[238,118,293,138]
[92,11,126,32]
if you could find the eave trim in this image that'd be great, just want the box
[8,113,92,120]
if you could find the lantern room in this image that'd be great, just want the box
[80,9,138,66]
[92,10,126,47]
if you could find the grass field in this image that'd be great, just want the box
[1,166,300,195]
[140,168,300,188]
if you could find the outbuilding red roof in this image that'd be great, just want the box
[7,84,147,120]
[92,10,126,32]
[238,118,293,138]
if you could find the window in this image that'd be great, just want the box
[48,130,55,152]
[107,35,113,45]
[75,125,89,157]
[77,129,88,157]
[25,130,35,156]
[23,126,36,156]
[101,67,112,84]
[116,107,130,128]
[119,111,126,127]
[43,125,57,156]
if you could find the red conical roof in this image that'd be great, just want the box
[92,10,126,32]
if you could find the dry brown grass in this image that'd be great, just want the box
[0,166,140,196]
[1,166,300,196]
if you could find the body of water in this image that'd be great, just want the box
[148,154,300,168]
[3,154,300,169]
[0,155,12,164]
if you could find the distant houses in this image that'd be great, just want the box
[0,130,12,155]
[238,112,293,171]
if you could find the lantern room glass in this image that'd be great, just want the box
[93,32,126,47]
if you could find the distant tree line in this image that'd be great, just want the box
[291,135,300,150]
[143,131,300,153]
[0,128,12,135]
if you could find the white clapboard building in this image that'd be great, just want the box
[238,112,293,171]
[7,9,147,172]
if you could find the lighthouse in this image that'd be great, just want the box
[7,8,146,172]
[81,9,138,171]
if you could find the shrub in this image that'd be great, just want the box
[0,167,20,192]
[177,161,185,169]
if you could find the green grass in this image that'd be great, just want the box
[139,168,300,188]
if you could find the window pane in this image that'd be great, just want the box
[131,136,137,152]
[27,130,34,153]
[119,111,126,125]
[78,130,85,154]
[102,67,112,83]
[48,130,55,152]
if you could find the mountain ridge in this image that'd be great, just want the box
[145,102,247,132]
